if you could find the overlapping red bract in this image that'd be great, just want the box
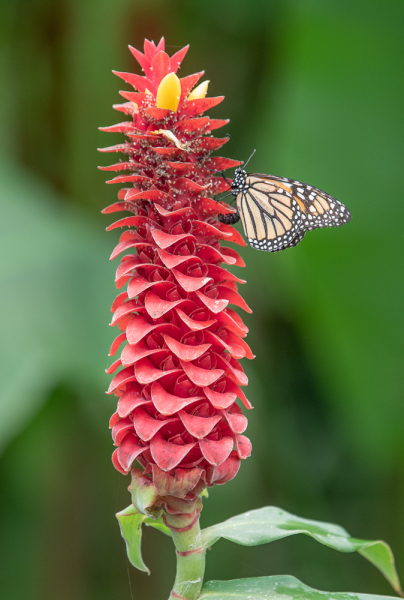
[100,38,253,498]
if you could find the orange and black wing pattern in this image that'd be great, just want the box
[236,174,351,252]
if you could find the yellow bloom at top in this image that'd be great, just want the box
[188,80,210,101]
[156,73,181,112]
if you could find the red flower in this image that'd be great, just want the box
[100,38,253,501]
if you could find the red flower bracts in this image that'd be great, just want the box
[100,38,253,505]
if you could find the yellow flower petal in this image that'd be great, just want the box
[188,80,210,101]
[156,73,181,112]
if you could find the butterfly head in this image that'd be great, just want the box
[231,167,248,195]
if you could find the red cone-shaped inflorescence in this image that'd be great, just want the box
[100,38,253,503]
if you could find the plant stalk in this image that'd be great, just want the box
[166,513,206,600]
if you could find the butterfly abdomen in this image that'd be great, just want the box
[218,212,240,225]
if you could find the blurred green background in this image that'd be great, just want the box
[1,0,403,599]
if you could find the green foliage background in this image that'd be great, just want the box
[0,1,403,599]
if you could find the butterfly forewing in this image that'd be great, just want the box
[262,174,351,231]
[235,173,351,252]
[236,175,303,252]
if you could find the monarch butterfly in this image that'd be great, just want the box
[216,151,351,252]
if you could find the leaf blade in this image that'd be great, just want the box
[116,505,171,573]
[116,505,149,574]
[199,575,400,600]
[201,507,402,595]
[358,542,401,598]
[144,517,172,537]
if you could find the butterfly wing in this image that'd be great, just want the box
[283,228,306,250]
[259,173,352,231]
[236,176,303,252]
[236,174,351,253]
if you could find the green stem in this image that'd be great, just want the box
[167,515,206,600]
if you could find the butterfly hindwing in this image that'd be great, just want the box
[284,228,306,249]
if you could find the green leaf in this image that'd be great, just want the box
[116,505,150,574]
[199,575,400,600]
[144,517,172,537]
[201,507,402,595]
[116,505,170,573]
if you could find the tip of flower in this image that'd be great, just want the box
[188,80,210,101]
[156,72,181,112]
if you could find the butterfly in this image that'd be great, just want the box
[215,151,352,253]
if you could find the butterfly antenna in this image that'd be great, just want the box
[197,156,218,174]
[243,148,256,170]
[197,157,232,188]
[225,133,242,163]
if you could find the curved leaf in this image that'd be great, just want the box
[116,505,149,574]
[144,517,172,536]
[116,505,170,574]
[201,507,402,595]
[199,575,400,600]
